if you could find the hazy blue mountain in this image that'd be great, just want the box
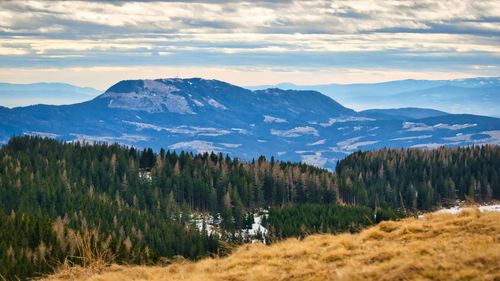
[359,108,449,120]
[1,78,499,170]
[0,82,101,108]
[248,77,500,117]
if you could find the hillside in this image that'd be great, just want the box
[1,136,499,280]
[41,209,500,281]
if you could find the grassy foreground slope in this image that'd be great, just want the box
[42,210,500,281]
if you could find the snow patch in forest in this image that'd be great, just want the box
[247,215,268,237]
[433,204,500,215]
[192,213,267,242]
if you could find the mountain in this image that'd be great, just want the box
[359,108,449,119]
[0,82,101,108]
[248,77,500,117]
[1,78,499,170]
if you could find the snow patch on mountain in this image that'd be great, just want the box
[391,135,433,141]
[301,152,328,167]
[411,143,457,149]
[190,126,231,136]
[207,98,227,110]
[484,130,500,139]
[123,121,164,131]
[307,139,326,146]
[403,122,477,132]
[220,143,242,148]
[103,81,194,114]
[24,131,59,138]
[335,136,379,151]
[443,134,486,142]
[68,133,148,144]
[191,98,204,107]
[337,136,363,147]
[442,130,500,144]
[263,115,287,123]
[319,116,375,127]
[123,121,231,136]
[169,141,224,153]
[343,141,379,150]
[231,128,251,135]
[271,126,319,137]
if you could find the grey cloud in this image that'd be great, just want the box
[0,0,499,77]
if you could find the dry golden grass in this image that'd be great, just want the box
[40,209,500,281]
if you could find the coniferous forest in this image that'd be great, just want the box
[0,136,499,280]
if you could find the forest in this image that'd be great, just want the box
[336,146,500,210]
[0,136,498,280]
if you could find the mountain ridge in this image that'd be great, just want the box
[1,77,499,170]
[247,77,500,117]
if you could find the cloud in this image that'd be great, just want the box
[0,0,499,85]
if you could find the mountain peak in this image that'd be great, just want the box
[101,79,193,114]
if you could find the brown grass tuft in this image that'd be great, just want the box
[39,210,500,281]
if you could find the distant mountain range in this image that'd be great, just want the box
[248,77,500,118]
[0,82,101,108]
[1,78,499,170]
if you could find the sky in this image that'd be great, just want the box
[0,0,499,90]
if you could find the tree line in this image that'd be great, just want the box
[336,146,500,211]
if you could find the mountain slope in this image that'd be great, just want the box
[42,210,500,281]
[1,78,499,170]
